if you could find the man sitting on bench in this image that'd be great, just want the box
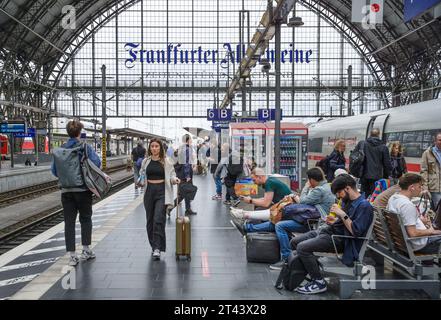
[290,174,373,295]
[230,168,335,270]
[387,173,441,254]
[239,167,292,209]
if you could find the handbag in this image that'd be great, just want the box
[180,182,198,201]
[269,196,295,224]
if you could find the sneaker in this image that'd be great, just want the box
[231,199,241,207]
[269,260,287,270]
[223,200,232,205]
[230,219,246,236]
[185,209,197,215]
[152,249,161,260]
[295,279,327,295]
[229,208,245,221]
[68,255,80,266]
[80,249,96,260]
[211,194,222,200]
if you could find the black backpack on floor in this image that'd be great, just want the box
[275,253,307,291]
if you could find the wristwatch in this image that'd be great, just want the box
[343,215,349,221]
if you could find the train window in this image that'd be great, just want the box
[386,132,400,142]
[402,132,418,143]
[308,138,323,153]
[403,142,422,158]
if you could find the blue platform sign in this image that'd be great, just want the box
[207,109,232,121]
[404,0,441,22]
[14,128,35,138]
[258,109,282,121]
[211,120,230,132]
[0,122,26,134]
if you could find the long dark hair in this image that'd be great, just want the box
[148,138,165,166]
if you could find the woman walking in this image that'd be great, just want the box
[140,138,180,260]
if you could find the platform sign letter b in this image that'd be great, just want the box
[262,109,269,120]
[219,109,230,120]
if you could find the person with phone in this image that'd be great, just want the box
[387,173,441,255]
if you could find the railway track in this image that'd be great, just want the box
[0,175,133,255]
[0,164,127,208]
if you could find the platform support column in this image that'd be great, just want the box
[101,64,107,170]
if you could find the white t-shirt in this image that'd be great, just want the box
[387,194,428,251]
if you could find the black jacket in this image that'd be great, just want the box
[131,146,146,162]
[327,150,346,181]
[356,137,392,180]
[390,153,407,179]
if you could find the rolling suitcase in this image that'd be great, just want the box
[246,232,280,264]
[175,192,191,261]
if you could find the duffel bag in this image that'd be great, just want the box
[246,232,280,264]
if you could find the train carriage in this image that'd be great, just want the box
[308,99,441,173]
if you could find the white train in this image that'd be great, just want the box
[307,99,441,173]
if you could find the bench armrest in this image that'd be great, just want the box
[407,235,441,240]
[329,234,370,261]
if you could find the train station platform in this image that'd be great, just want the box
[0,175,432,300]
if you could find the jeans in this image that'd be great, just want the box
[245,220,308,261]
[214,175,222,195]
[61,191,93,252]
[290,229,344,280]
[415,236,441,255]
[431,192,441,210]
[144,183,166,251]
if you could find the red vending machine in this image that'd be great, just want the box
[265,123,308,191]
[229,122,267,168]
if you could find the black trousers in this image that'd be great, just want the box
[360,178,377,198]
[61,191,93,252]
[290,229,344,280]
[144,183,166,251]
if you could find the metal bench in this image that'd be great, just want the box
[311,218,376,299]
[367,208,441,299]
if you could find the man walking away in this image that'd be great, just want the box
[52,120,101,266]
[354,128,392,198]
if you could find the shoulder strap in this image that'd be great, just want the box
[82,142,89,159]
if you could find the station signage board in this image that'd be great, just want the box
[207,109,232,121]
[257,109,283,121]
[0,122,26,134]
[14,128,36,138]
